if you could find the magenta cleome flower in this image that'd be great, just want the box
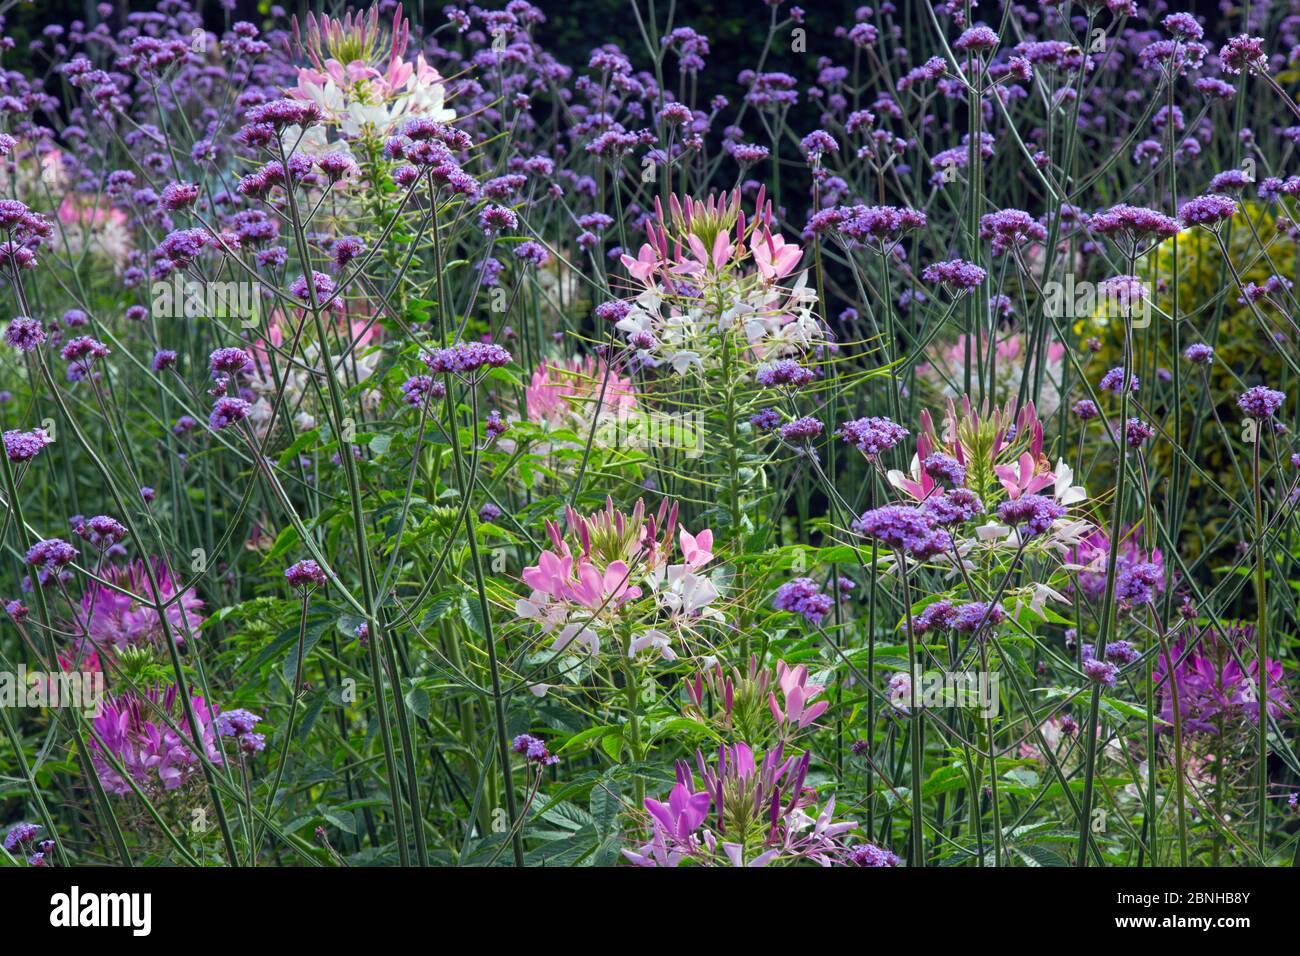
[1154,632,1289,734]
[89,685,225,796]
[79,558,205,649]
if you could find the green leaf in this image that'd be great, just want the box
[404,685,430,720]
[265,524,300,563]
[600,729,624,761]
[459,592,486,634]
[540,801,594,832]
[277,428,321,469]
[558,724,617,753]
[282,624,324,683]
[1016,845,1068,866]
[422,589,458,627]
[320,807,356,834]
[1102,696,1158,722]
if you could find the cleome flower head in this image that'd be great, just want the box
[78,558,205,650]
[89,685,224,796]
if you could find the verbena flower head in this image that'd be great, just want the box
[1124,417,1156,447]
[25,538,78,569]
[773,577,832,625]
[952,601,1006,635]
[1105,641,1141,665]
[423,341,512,375]
[74,515,128,548]
[6,316,46,351]
[1238,386,1285,418]
[3,822,41,852]
[847,842,901,866]
[209,347,252,379]
[1089,203,1180,253]
[922,453,966,487]
[1072,526,1164,603]
[979,208,1046,255]
[1116,561,1163,606]
[853,504,950,559]
[1083,658,1118,686]
[756,359,815,388]
[1099,366,1138,394]
[1220,34,1268,75]
[914,600,956,634]
[921,258,987,291]
[954,26,1000,53]
[290,271,336,305]
[1073,399,1099,420]
[4,428,52,462]
[1179,194,1238,228]
[922,488,985,526]
[218,708,267,754]
[996,494,1067,536]
[60,336,110,364]
[209,396,251,430]
[1163,12,1203,41]
[285,559,326,589]
[511,733,560,766]
[779,416,823,443]
[832,204,927,247]
[839,416,908,458]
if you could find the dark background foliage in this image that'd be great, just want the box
[7,0,1236,51]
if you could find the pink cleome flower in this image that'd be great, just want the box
[90,685,224,796]
[79,558,205,650]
